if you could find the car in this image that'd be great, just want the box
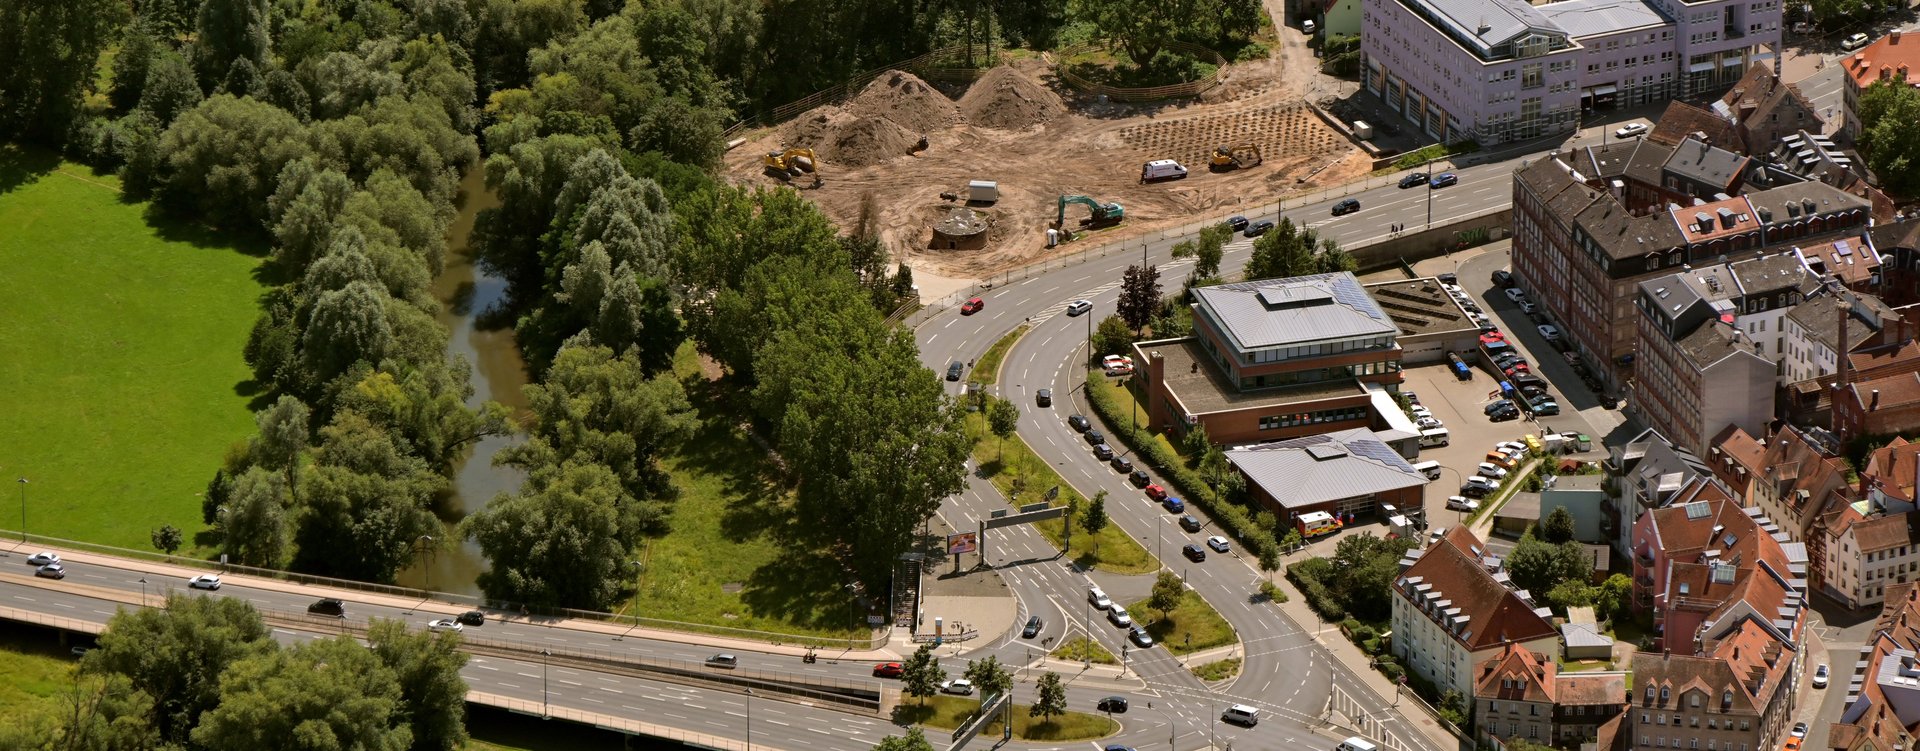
[1206,536,1231,553]
[1814,663,1830,688]
[1464,476,1501,493]
[1446,496,1481,512]
[1224,215,1249,232]
[1145,484,1167,501]
[1065,299,1093,317]
[1129,469,1150,487]
[1036,388,1052,407]
[1844,32,1871,51]
[1104,363,1135,377]
[1489,406,1520,422]
[960,297,984,315]
[940,679,975,695]
[1093,443,1114,461]
[1105,745,1137,751]
[1084,429,1106,447]
[1110,455,1134,473]
[1331,198,1361,216]
[1404,392,1420,404]
[1792,722,1808,738]
[1243,220,1276,237]
[1101,355,1135,375]
[1129,627,1155,647]
[946,361,963,381]
[1179,514,1203,532]
[1504,288,1529,304]
[873,662,904,678]
[1483,399,1516,416]
[456,610,486,626]
[1615,122,1649,138]
[1461,483,1491,499]
[705,653,739,669]
[1183,543,1207,562]
[1437,273,1458,285]
[427,618,463,633]
[1022,615,1044,638]
[1429,173,1458,188]
[1520,300,1539,315]
[26,552,58,567]
[1107,605,1132,627]
[1089,587,1112,609]
[308,598,347,617]
[187,574,222,590]
[1475,462,1509,479]
[1415,417,1443,430]
[1410,405,1434,420]
[1496,441,1527,453]
[70,646,91,657]
[1492,269,1515,288]
[1784,739,1803,751]
[1068,414,1091,432]
[1530,400,1561,416]
[1502,362,1530,376]
[1537,324,1562,341]
[1162,496,1185,513]
[35,563,65,579]
[1399,172,1429,189]
[1097,696,1130,713]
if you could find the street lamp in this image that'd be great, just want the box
[138,577,147,608]
[541,649,551,718]
[17,477,27,544]
[746,688,755,751]
[615,559,646,640]
[403,535,436,615]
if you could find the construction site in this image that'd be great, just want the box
[724,56,1367,299]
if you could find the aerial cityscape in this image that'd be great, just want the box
[3,0,1920,750]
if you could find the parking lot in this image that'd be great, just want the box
[1399,362,1555,527]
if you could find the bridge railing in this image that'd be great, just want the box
[469,691,750,750]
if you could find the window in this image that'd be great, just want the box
[1659,687,1669,705]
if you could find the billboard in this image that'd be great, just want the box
[946,532,977,555]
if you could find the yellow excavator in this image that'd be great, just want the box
[1209,143,1263,171]
[763,148,822,186]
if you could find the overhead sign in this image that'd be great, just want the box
[983,506,1065,530]
[946,532,978,555]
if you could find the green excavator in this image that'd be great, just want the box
[1056,194,1124,229]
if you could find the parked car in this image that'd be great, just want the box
[1437,273,1458,285]
[1162,496,1185,513]
[1179,515,1203,533]
[1110,455,1134,473]
[940,679,975,695]
[308,598,347,617]
[1399,172,1428,189]
[1844,32,1871,51]
[1182,543,1207,562]
[1065,299,1094,317]
[705,653,739,669]
[1520,300,1539,315]
[1036,388,1052,407]
[1145,484,1168,501]
[1243,219,1276,237]
[1814,663,1829,688]
[1416,416,1443,430]
[1068,414,1091,432]
[1206,536,1231,553]
[1475,462,1510,479]
[1224,215,1249,232]
[1094,443,1114,461]
[427,619,463,633]
[456,610,487,626]
[1129,627,1155,648]
[1537,324,1562,341]
[1615,122,1649,138]
[1791,722,1808,738]
[1429,173,1458,188]
[1129,469,1150,487]
[1084,429,1106,447]
[873,662,904,678]
[1023,615,1044,638]
[1446,496,1481,512]
[1331,198,1361,216]
[1492,270,1515,288]
[1504,288,1529,304]
[1464,476,1501,494]
[960,297,984,315]
[35,563,65,579]
[1489,405,1520,422]
[1107,604,1133,627]
[1097,696,1130,713]
[1530,399,1561,416]
[946,361,963,381]
[187,574,222,590]
[26,552,59,567]
[1483,399,1517,416]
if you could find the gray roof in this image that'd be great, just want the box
[1192,272,1399,352]
[1225,428,1426,510]
[1728,252,1817,297]
[1561,620,1616,649]
[1744,179,1871,226]
[1407,0,1562,55]
[1663,136,1751,190]
[1497,492,1542,521]
[1784,289,1898,354]
[1536,0,1668,39]
[1549,474,1606,492]
[1678,319,1765,370]
[1639,262,1737,326]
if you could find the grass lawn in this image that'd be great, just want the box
[0,628,78,731]
[1190,657,1242,682]
[965,413,1156,574]
[1127,590,1237,656]
[615,344,864,641]
[1048,637,1116,665]
[973,324,1027,386]
[1089,376,1182,457]
[0,151,265,552]
[893,696,1117,741]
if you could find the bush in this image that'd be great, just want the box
[1232,42,1270,63]
[1287,558,1347,621]
[1378,659,1406,683]
[1085,378,1272,551]
[1350,624,1376,642]
[1361,637,1382,655]
[1257,579,1287,603]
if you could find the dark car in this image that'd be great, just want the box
[1429,173,1458,188]
[1182,543,1207,562]
[1243,220,1276,238]
[1331,198,1361,216]
[1492,269,1515,288]
[1162,496,1185,513]
[1093,443,1114,461]
[1110,455,1133,473]
[1179,514,1203,533]
[1067,414,1091,432]
[308,598,347,618]
[1097,696,1130,713]
[1129,469,1150,487]
[1399,172,1428,189]
[1084,429,1105,447]
[1224,215,1249,232]
[1483,399,1516,416]
[1128,627,1155,648]
[1437,272,1458,284]
[456,610,486,626]
[946,361,963,381]
[1022,615,1044,639]
[1036,388,1052,408]
[1489,406,1520,422]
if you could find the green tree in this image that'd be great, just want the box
[138,50,205,127]
[461,459,631,609]
[1595,573,1634,622]
[156,94,313,228]
[303,281,395,385]
[872,727,937,751]
[1244,218,1319,281]
[193,0,271,91]
[250,395,310,489]
[0,0,129,143]
[1547,579,1597,612]
[1810,0,1876,30]
[1328,532,1416,620]
[150,525,184,556]
[1193,223,1230,278]
[900,644,945,703]
[1543,506,1577,544]
[1149,571,1184,620]
[987,395,1020,461]
[1116,264,1162,331]
[366,619,471,751]
[110,22,162,113]
[964,656,1012,700]
[1082,490,1109,553]
[81,593,274,746]
[222,466,292,568]
[1030,671,1067,722]
[1258,545,1281,582]
[629,94,726,169]
[1090,315,1136,362]
[1505,531,1591,595]
[46,673,161,751]
[1180,423,1211,461]
[191,636,412,751]
[291,413,445,583]
[1316,241,1357,274]
[1857,75,1920,196]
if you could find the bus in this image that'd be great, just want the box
[1297,511,1342,538]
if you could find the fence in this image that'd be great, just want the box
[0,529,891,651]
[1052,41,1229,102]
[469,691,751,750]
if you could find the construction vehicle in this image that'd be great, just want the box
[763,148,822,186]
[1209,144,1263,171]
[1056,194,1124,229]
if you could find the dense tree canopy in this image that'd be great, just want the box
[1858,76,1920,197]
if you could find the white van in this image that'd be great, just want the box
[1411,460,1442,480]
[1337,738,1379,751]
[1140,159,1189,182]
[1419,428,1450,447]
[1221,704,1259,726]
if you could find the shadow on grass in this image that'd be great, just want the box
[0,147,59,195]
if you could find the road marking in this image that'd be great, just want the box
[559,679,582,686]
[498,682,520,689]
[581,696,603,704]
[600,687,623,693]
[475,664,498,671]
[767,719,791,727]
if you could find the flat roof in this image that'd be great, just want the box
[1535,0,1668,39]
[1144,338,1370,415]
[1403,0,1562,55]
[1226,428,1427,510]
[1192,272,1399,353]
[1363,278,1481,334]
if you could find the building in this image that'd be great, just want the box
[1864,438,1920,509]
[1706,422,1857,593]
[1628,616,1797,751]
[1842,29,1920,140]
[1321,0,1362,39]
[1825,582,1920,751]
[1781,287,1901,386]
[1555,671,1630,749]
[1225,427,1429,525]
[1541,473,1609,543]
[1836,371,1920,441]
[1714,62,1826,155]
[1605,428,1736,557]
[1648,100,1744,151]
[1358,0,1781,145]
[1628,495,1808,651]
[1393,526,1560,700]
[1815,440,1920,609]
[1872,221,1920,307]
[1474,644,1558,747]
[1631,261,1789,453]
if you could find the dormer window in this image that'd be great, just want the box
[1721,690,1732,710]
[1659,686,1670,705]
[1645,686,1656,704]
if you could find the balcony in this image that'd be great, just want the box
[1635,549,1655,567]
[1635,573,1655,587]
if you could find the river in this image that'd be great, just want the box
[394,166,526,596]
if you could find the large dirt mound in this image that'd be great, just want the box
[958,66,1066,130]
[847,70,962,135]
[823,116,920,167]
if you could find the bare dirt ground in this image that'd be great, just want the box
[724,52,1366,299]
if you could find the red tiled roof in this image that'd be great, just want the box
[1398,527,1558,651]
[1829,584,1920,751]
[1648,101,1741,150]
[1473,643,1557,703]
[1850,371,1920,412]
[1554,672,1627,706]
[1853,512,1920,553]
[1865,437,1920,502]
[1632,618,1790,715]
[1845,30,1920,90]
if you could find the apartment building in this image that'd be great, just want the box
[1781,288,1901,385]
[1818,440,1920,609]
[1706,422,1856,592]
[1835,371,1920,441]
[1629,616,1797,751]
[1826,582,1920,751]
[1842,29,1920,140]
[1628,495,1807,650]
[1393,527,1560,700]
[1472,643,1630,749]
[1605,427,1737,557]
[1358,0,1779,145]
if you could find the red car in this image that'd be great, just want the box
[873,662,904,678]
[960,297,984,315]
[1145,484,1167,501]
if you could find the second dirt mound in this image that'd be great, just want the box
[822,116,920,168]
[847,70,962,134]
[958,66,1066,130]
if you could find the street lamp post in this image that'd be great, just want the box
[541,649,551,718]
[138,578,147,608]
[17,477,28,544]
[746,688,755,751]
[418,535,435,592]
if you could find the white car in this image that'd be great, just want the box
[1504,288,1529,304]
[1464,476,1501,492]
[1476,462,1510,479]
[187,574,222,590]
[427,619,463,633]
[1416,416,1443,430]
[26,552,58,566]
[1843,32,1871,51]
[1102,355,1134,369]
[941,679,975,695]
[1206,536,1232,553]
[1107,602,1133,627]
[1496,441,1527,453]
[1615,123,1649,139]
[1537,324,1562,341]
[1813,663,1830,688]
[1446,496,1481,512]
[1065,300,1094,317]
[1410,405,1433,420]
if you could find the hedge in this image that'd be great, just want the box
[1285,557,1347,621]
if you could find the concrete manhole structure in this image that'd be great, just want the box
[930,206,992,250]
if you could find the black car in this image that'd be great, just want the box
[1180,514,1203,532]
[1224,215,1249,232]
[308,598,347,618]
[1492,269,1515,288]
[1489,406,1520,422]
[1128,470,1151,487]
[1437,272,1458,285]
[1128,627,1155,648]
[1182,544,1206,562]
[456,610,486,626]
[1331,198,1361,215]
[1022,615,1043,639]
[1110,455,1134,473]
[1483,399,1516,416]
[1097,696,1130,713]
[1398,172,1428,189]
[1036,388,1052,407]
[945,361,963,381]
[1093,443,1114,461]
[1067,414,1091,432]
[1243,220,1276,238]
[1084,429,1105,447]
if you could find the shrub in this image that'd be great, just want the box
[1233,42,1270,63]
[1085,377,1274,550]
[1286,558,1347,621]
[1350,624,1377,642]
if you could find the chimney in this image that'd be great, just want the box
[1897,29,1905,44]
[1872,389,1882,410]
[1835,298,1855,436]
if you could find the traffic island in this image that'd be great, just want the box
[892,696,1118,741]
[962,414,1157,574]
[1124,590,1237,657]
[1047,637,1116,665]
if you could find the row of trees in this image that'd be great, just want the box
[0,595,467,751]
